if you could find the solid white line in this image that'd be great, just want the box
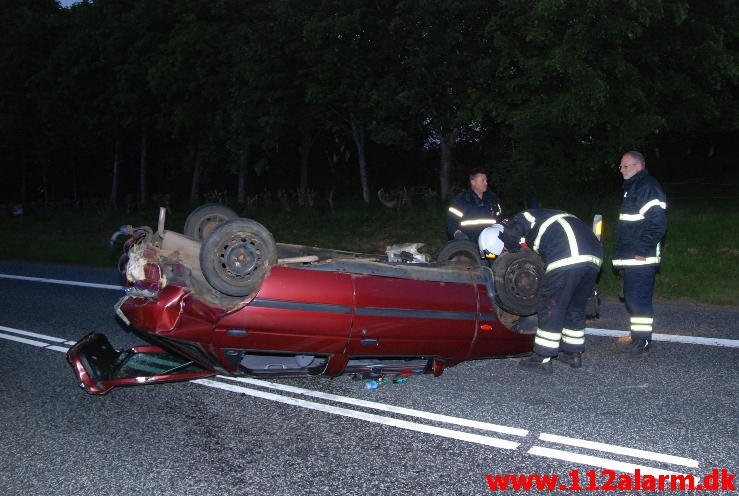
[5,326,705,474]
[539,433,699,468]
[0,325,71,343]
[649,332,739,348]
[586,328,631,338]
[0,332,49,347]
[194,378,520,450]
[0,273,123,291]
[1,272,736,348]
[586,328,739,348]
[0,330,71,353]
[528,446,687,477]
[47,345,70,353]
[218,375,528,437]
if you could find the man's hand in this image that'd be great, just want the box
[635,255,646,261]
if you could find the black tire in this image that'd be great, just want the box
[183,204,238,240]
[200,218,278,297]
[492,249,545,316]
[436,240,481,266]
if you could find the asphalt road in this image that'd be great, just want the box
[0,261,737,496]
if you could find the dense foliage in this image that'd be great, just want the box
[1,0,737,209]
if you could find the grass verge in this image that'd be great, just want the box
[1,199,736,306]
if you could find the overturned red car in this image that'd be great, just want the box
[67,205,545,394]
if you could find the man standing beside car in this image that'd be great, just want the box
[613,151,667,358]
[479,209,603,374]
[446,168,502,242]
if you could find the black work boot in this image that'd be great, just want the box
[558,351,583,369]
[518,354,553,375]
[627,339,651,358]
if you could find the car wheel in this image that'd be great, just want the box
[436,240,481,266]
[183,204,238,240]
[492,249,544,316]
[200,218,278,296]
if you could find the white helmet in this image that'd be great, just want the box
[479,224,505,256]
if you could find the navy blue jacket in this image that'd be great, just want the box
[499,209,603,273]
[613,169,667,267]
[446,189,502,241]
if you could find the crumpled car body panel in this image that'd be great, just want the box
[68,224,534,394]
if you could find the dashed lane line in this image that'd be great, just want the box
[538,433,699,468]
[528,446,687,478]
[3,325,701,477]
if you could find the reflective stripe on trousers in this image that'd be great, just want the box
[622,266,657,340]
[534,265,598,356]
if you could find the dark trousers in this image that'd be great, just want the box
[622,265,657,340]
[534,265,599,356]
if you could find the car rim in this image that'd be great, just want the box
[504,260,540,300]
[216,235,263,280]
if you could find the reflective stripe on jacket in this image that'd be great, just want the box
[613,169,667,267]
[500,209,603,273]
[446,188,502,240]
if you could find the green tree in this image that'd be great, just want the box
[0,0,61,206]
[392,0,497,198]
[303,0,409,203]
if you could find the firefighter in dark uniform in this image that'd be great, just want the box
[479,209,603,374]
[446,168,502,242]
[613,151,667,357]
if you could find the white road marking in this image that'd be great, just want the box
[194,378,520,450]
[0,328,71,352]
[1,272,736,347]
[0,325,73,343]
[528,446,687,478]
[0,332,49,347]
[219,375,528,437]
[586,328,739,348]
[4,324,704,475]
[47,345,71,352]
[0,273,123,291]
[539,433,699,467]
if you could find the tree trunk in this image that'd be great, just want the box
[190,150,202,205]
[110,137,121,208]
[72,163,77,205]
[350,117,370,203]
[237,145,248,204]
[139,132,148,205]
[21,164,26,207]
[439,127,459,199]
[299,129,314,193]
[69,146,77,205]
[42,165,49,207]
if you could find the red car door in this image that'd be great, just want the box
[347,270,478,362]
[213,266,354,357]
